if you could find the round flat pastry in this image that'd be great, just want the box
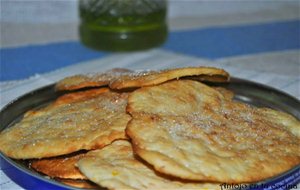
[56,179,98,189]
[109,66,229,89]
[56,66,229,91]
[30,152,87,179]
[55,68,133,91]
[126,80,300,183]
[0,88,131,159]
[213,87,234,100]
[77,140,220,190]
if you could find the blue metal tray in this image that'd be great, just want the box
[0,78,299,190]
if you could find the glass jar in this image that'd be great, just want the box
[79,0,168,51]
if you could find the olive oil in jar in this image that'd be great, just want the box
[79,0,168,51]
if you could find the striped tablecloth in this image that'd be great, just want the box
[1,1,299,189]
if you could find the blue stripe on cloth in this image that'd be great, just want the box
[1,20,299,81]
[163,20,300,59]
[0,42,107,81]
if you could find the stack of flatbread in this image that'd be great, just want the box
[0,66,299,190]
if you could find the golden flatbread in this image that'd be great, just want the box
[126,80,300,183]
[77,140,220,190]
[255,108,300,137]
[55,66,229,91]
[0,88,131,159]
[109,66,229,89]
[30,152,87,179]
[213,87,234,100]
[55,68,132,91]
[56,179,99,189]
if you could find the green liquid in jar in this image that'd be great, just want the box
[79,0,168,52]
